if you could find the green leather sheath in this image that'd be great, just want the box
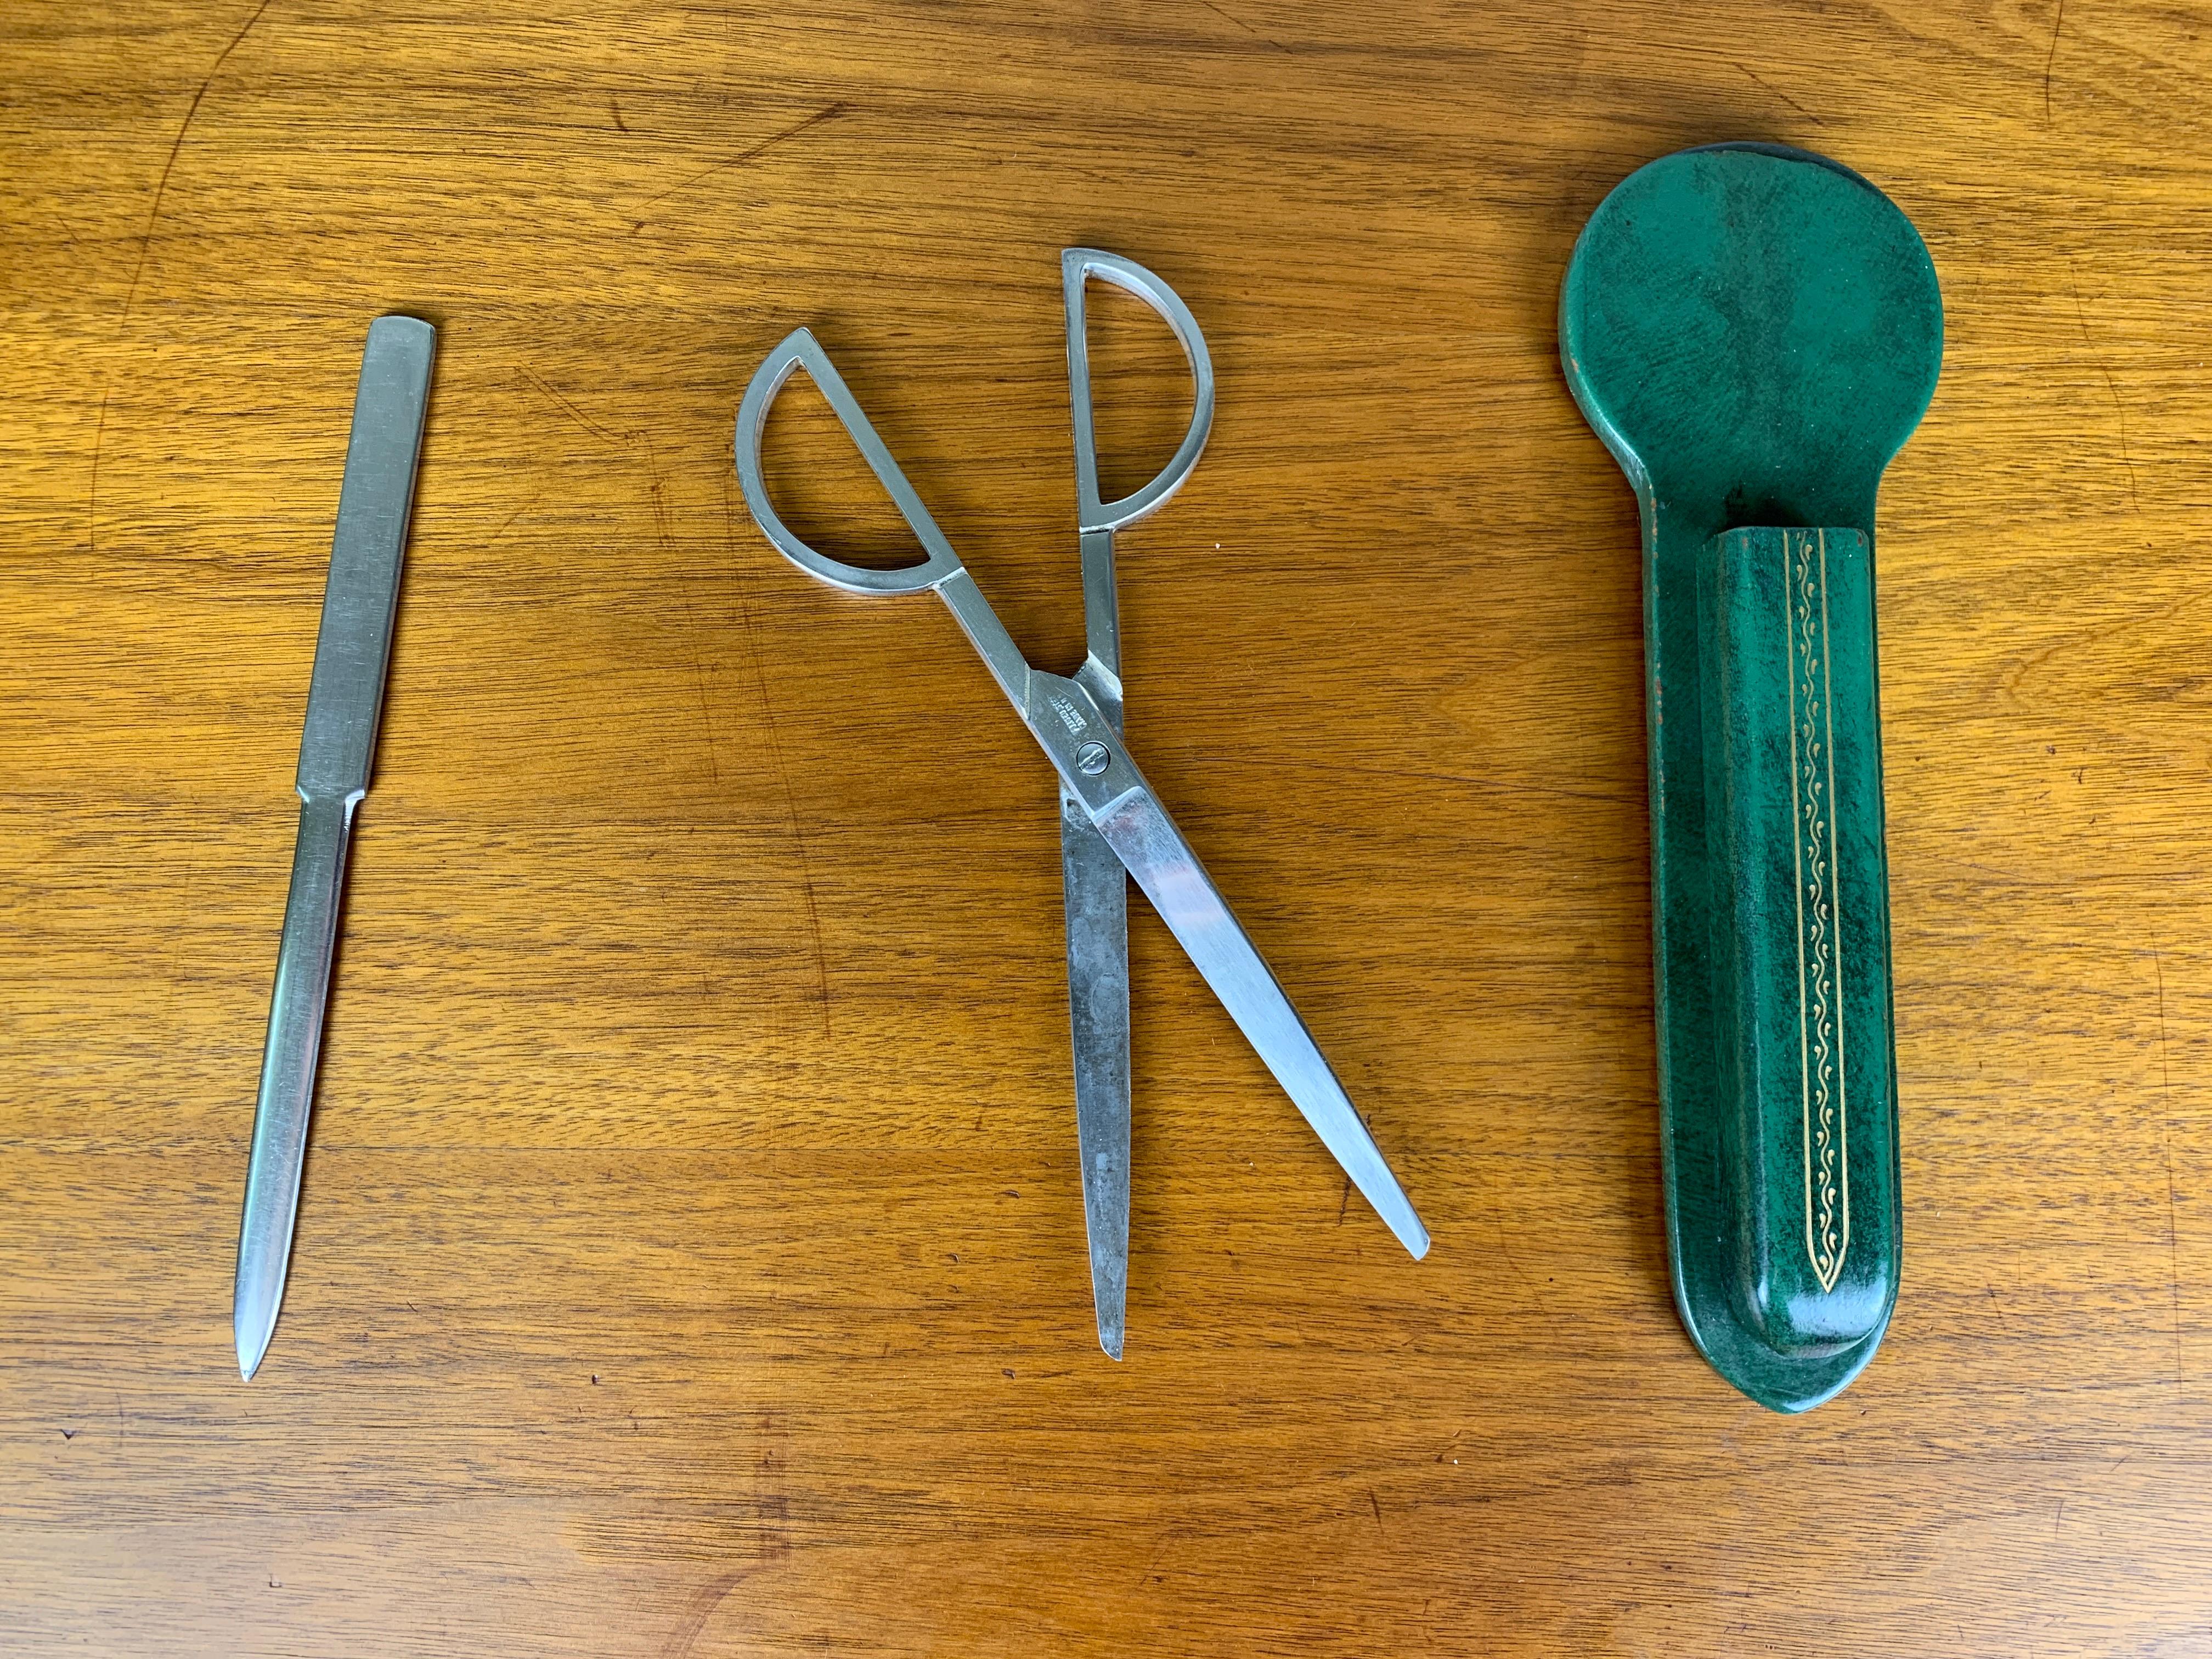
[1558,145,1941,1410]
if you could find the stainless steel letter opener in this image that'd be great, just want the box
[234,314,435,1379]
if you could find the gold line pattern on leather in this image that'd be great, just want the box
[1788,529,1849,1294]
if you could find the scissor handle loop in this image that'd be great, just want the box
[1063,249,1216,534]
[733,328,967,596]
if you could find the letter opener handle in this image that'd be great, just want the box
[234,315,435,1380]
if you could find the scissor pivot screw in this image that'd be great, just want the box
[1076,742,1111,775]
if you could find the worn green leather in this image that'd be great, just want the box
[1559,144,1940,1411]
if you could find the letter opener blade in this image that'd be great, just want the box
[233,314,435,1379]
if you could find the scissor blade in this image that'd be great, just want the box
[1061,789,1132,1358]
[1086,786,1430,1259]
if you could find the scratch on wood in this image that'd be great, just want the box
[88,388,109,556]
[724,473,833,1038]
[631,103,847,233]
[487,494,543,547]
[663,477,727,788]
[521,370,620,447]
[2044,0,2065,125]
[2162,1123,2183,1379]
[661,1570,748,1659]
[1196,0,1290,51]
[2100,366,2138,510]
[2153,948,2183,1380]
[1137,1533,1176,1588]
[125,0,274,317]
[1733,62,1824,127]
[1469,1157,1538,1292]
[610,94,630,134]
[2155,950,2171,1096]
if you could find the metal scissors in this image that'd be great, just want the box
[734,249,1429,1357]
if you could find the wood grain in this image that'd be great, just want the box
[4,1,2210,1652]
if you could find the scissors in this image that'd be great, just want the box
[734,249,1429,1357]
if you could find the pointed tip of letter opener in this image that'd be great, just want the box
[235,1297,274,1381]
[1098,1321,1124,1363]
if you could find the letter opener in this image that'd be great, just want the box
[234,314,435,1379]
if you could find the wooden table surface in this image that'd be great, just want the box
[7,2,2210,1653]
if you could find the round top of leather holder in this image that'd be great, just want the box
[1560,142,1941,531]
